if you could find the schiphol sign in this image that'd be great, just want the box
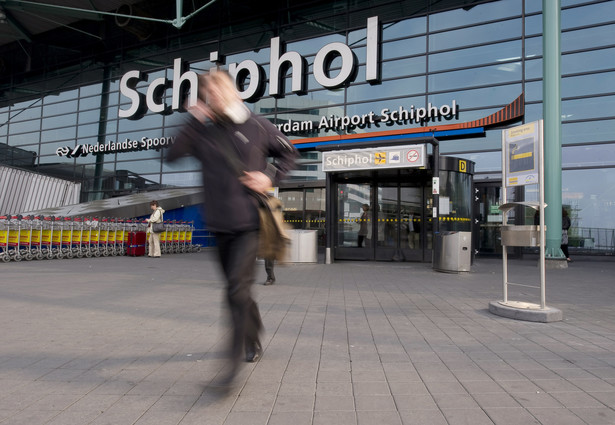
[277,101,458,134]
[119,16,382,119]
[322,144,426,173]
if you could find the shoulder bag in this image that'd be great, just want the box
[215,133,291,261]
[152,211,166,233]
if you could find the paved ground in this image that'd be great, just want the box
[1,251,615,425]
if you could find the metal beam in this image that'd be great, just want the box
[2,0,220,29]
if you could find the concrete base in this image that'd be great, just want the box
[546,258,568,269]
[489,300,563,323]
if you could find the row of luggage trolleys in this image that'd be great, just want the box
[0,215,201,262]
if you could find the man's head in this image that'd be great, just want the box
[197,71,243,119]
[150,200,159,210]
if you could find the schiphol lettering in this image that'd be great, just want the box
[118,16,381,119]
[310,101,459,134]
[324,154,372,168]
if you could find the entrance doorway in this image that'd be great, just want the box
[334,171,433,262]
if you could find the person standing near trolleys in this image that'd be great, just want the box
[146,200,164,258]
[166,70,298,387]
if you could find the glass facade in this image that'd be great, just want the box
[1,0,614,255]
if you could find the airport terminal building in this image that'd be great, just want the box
[1,0,614,261]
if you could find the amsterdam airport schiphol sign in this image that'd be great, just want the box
[322,144,426,173]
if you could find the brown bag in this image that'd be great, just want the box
[255,194,290,262]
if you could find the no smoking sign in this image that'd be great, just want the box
[406,149,420,162]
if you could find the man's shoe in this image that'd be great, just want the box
[264,278,275,286]
[245,342,262,363]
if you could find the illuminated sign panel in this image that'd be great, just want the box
[323,144,426,172]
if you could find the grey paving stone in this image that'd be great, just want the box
[315,395,355,411]
[2,255,615,424]
[354,394,397,411]
[526,407,586,425]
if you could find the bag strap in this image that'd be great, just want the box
[212,124,272,206]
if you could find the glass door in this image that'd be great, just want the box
[335,182,374,260]
[375,184,399,261]
[400,185,424,261]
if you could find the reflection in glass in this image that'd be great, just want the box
[438,170,472,232]
[41,128,76,143]
[8,120,41,135]
[562,2,615,29]
[563,144,615,168]
[429,63,521,92]
[337,183,371,248]
[279,190,304,230]
[525,36,542,57]
[429,41,521,73]
[525,58,542,81]
[79,96,103,111]
[563,49,615,74]
[429,20,520,52]
[118,113,163,132]
[381,16,426,40]
[430,0,520,31]
[562,96,615,121]
[43,100,78,116]
[382,56,426,79]
[429,83,521,110]
[9,104,41,122]
[525,14,542,36]
[347,76,425,103]
[562,72,615,99]
[562,24,615,52]
[562,121,615,145]
[382,37,426,60]
[162,171,202,187]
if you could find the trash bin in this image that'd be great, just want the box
[433,231,472,273]
[287,229,318,263]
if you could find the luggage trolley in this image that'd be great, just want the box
[116,218,127,256]
[89,217,101,257]
[171,220,181,254]
[99,218,110,256]
[178,221,186,253]
[29,216,45,260]
[51,217,65,259]
[18,216,35,261]
[187,221,201,253]
[159,222,170,254]
[71,217,85,258]
[59,217,75,259]
[107,218,118,256]
[81,217,95,258]
[0,215,12,262]
[41,216,54,259]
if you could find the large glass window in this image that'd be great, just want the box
[562,2,615,29]
[429,19,521,52]
[562,24,615,52]
[347,76,425,102]
[429,83,522,110]
[429,0,521,31]
[562,121,615,145]
[562,72,615,99]
[562,96,615,121]
[562,48,615,75]
[429,41,521,73]
[428,62,521,93]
